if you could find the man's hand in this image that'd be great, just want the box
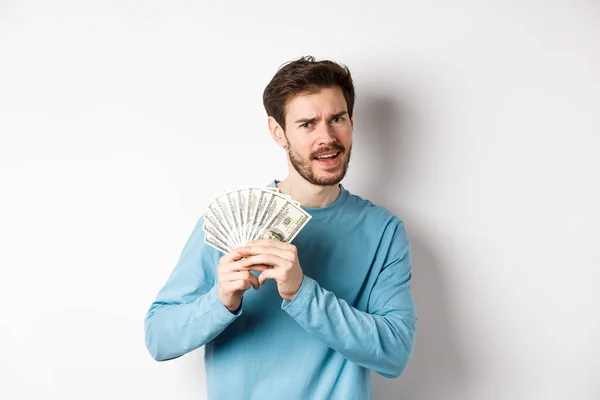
[236,240,304,302]
[217,249,270,312]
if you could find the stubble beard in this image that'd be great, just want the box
[284,136,352,187]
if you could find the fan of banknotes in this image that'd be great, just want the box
[202,186,312,253]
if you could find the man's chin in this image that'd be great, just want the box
[309,170,346,186]
[288,151,350,186]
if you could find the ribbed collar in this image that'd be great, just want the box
[268,180,350,217]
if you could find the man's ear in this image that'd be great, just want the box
[268,116,287,147]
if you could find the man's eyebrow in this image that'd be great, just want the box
[330,111,348,119]
[294,111,348,124]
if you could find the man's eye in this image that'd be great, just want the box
[331,117,343,123]
[301,122,312,128]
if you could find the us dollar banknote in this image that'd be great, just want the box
[202,186,311,253]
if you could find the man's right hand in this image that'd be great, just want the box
[217,249,270,313]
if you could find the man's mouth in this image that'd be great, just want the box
[313,151,342,168]
[313,151,341,160]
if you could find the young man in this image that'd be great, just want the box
[144,56,417,399]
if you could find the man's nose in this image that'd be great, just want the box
[315,122,337,145]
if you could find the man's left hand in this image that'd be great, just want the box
[236,240,304,301]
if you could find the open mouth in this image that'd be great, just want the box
[314,151,340,160]
[313,151,341,168]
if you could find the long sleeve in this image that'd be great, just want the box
[281,220,417,378]
[144,217,240,361]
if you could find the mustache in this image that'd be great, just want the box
[311,144,345,158]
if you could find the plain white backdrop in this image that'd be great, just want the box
[1,1,599,399]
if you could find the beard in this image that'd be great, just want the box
[284,136,352,186]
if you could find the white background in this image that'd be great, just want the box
[1,1,599,399]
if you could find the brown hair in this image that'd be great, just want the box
[262,55,355,131]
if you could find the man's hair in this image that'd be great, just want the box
[262,55,355,131]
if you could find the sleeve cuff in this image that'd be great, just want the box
[281,275,317,316]
[208,284,242,324]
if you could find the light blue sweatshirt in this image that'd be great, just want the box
[144,181,417,399]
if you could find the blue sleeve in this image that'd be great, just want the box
[144,217,240,361]
[281,220,417,378]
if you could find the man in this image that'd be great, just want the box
[144,56,417,399]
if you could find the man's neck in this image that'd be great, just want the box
[276,175,341,208]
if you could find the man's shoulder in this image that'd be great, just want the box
[344,190,406,229]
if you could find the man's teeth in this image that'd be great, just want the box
[316,153,338,159]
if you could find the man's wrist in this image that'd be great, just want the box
[282,274,304,302]
[227,299,243,314]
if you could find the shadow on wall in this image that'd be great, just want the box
[352,93,468,399]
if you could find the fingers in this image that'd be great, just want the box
[225,270,260,290]
[219,241,298,296]
[241,264,272,273]
[258,268,280,286]
[237,244,295,261]
[221,256,272,273]
[219,249,244,264]
[228,278,252,292]
[246,239,294,251]
[225,270,254,282]
[239,253,293,270]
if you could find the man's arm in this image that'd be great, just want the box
[239,220,417,378]
[283,220,416,377]
[143,217,241,361]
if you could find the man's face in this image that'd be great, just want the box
[278,86,353,186]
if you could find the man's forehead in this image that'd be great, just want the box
[285,88,347,118]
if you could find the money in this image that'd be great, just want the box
[202,186,311,253]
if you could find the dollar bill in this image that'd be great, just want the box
[215,191,241,247]
[204,213,231,250]
[225,190,243,246]
[245,187,260,243]
[206,201,235,247]
[247,189,273,242]
[255,197,311,243]
[204,232,229,254]
[253,193,287,239]
[202,185,311,253]
[237,188,248,244]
